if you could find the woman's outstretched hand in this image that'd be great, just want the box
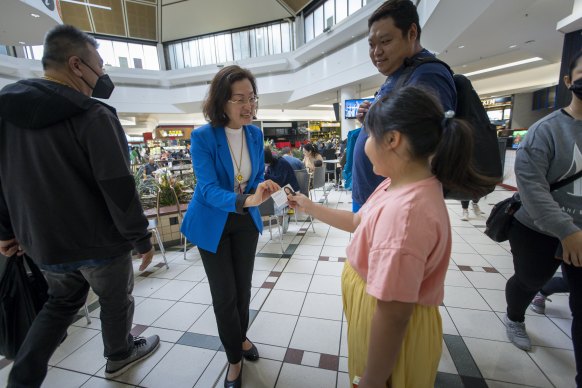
[245,180,280,207]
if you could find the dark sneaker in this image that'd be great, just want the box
[530,292,549,314]
[504,314,531,351]
[105,335,160,378]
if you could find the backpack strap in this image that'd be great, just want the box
[550,169,582,192]
[392,55,453,92]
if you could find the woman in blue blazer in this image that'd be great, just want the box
[181,66,279,388]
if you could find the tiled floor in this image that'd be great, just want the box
[0,188,577,387]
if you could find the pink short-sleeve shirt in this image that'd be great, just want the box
[347,177,451,305]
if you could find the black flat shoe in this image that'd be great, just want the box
[224,361,243,388]
[242,339,260,361]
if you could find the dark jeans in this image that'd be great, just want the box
[8,253,135,388]
[506,219,582,387]
[541,264,570,296]
[198,212,258,364]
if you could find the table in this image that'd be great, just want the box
[323,159,340,186]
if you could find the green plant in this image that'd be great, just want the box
[157,171,184,207]
[134,166,158,209]
[292,148,304,159]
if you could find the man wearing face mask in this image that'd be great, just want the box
[0,25,159,387]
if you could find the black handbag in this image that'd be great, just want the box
[0,255,48,359]
[485,170,582,242]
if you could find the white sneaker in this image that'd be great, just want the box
[472,203,483,216]
[461,209,469,221]
[504,314,531,351]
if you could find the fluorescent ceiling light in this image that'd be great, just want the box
[463,57,543,77]
[60,0,112,11]
[309,104,333,108]
[119,117,136,126]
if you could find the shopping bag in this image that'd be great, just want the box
[0,255,48,359]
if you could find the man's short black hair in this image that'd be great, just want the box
[368,0,421,40]
[42,25,98,70]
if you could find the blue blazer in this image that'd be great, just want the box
[181,124,264,253]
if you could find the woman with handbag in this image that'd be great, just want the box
[180,65,279,388]
[503,51,582,387]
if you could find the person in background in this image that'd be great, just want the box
[130,146,141,165]
[530,264,570,314]
[144,157,159,177]
[287,86,496,387]
[180,65,280,388]
[0,25,158,387]
[460,199,483,221]
[342,127,362,190]
[302,143,323,173]
[264,147,300,192]
[280,146,305,170]
[351,0,456,212]
[503,51,582,387]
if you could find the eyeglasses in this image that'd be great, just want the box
[228,96,259,106]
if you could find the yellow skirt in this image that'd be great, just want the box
[341,261,442,388]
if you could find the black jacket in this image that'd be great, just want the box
[0,79,151,265]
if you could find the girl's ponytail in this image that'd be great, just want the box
[431,113,497,198]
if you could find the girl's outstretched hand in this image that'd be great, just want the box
[287,192,313,214]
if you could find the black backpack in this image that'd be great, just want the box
[393,56,503,201]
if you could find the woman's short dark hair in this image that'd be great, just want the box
[203,65,258,127]
[368,0,421,40]
[365,86,499,198]
[568,50,582,78]
[42,25,98,70]
[264,147,277,165]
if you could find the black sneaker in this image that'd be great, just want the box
[105,335,160,378]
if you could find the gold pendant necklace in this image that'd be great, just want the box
[225,130,245,185]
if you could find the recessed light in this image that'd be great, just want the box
[509,44,517,48]
[463,57,543,77]
[458,45,465,49]
[19,41,26,45]
[30,13,40,18]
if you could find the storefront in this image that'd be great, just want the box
[145,125,194,157]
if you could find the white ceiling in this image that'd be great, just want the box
[161,0,294,42]
[0,0,579,130]
[0,0,62,46]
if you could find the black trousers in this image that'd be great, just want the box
[541,264,570,296]
[506,219,582,387]
[8,253,134,388]
[198,212,258,364]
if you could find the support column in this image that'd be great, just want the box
[340,86,358,140]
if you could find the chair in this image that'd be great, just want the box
[258,197,284,253]
[148,188,170,269]
[312,166,329,204]
[293,169,315,233]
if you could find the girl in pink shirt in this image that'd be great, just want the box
[288,86,497,387]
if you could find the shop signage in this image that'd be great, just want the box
[482,96,512,107]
